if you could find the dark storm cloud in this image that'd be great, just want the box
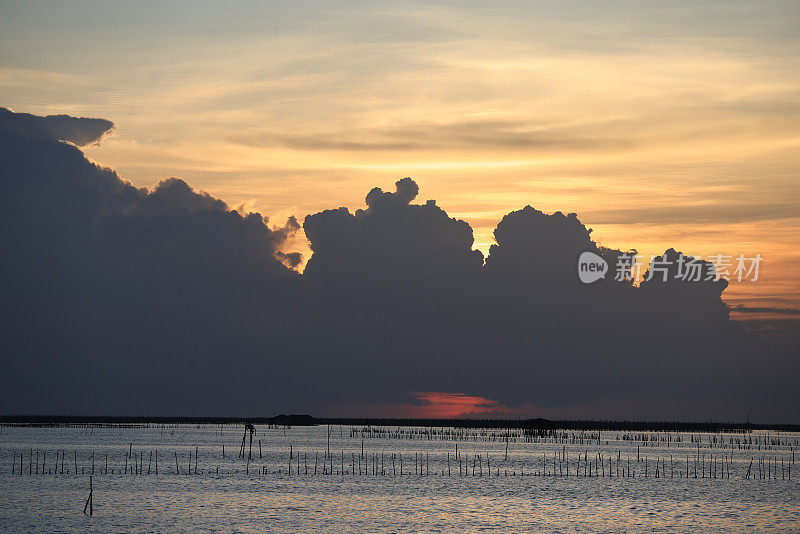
[0,106,114,146]
[1,108,797,421]
[0,109,300,415]
[303,176,483,298]
[129,177,229,215]
[301,178,795,421]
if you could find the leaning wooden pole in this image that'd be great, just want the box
[83,475,93,516]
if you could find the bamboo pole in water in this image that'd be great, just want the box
[82,476,93,516]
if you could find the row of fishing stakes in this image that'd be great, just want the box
[5,449,794,518]
[279,444,792,480]
[4,425,791,518]
[745,455,794,480]
[5,446,793,480]
[347,427,799,451]
[5,422,793,480]
[9,449,98,475]
[7,446,209,476]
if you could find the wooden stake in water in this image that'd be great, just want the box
[82,476,93,516]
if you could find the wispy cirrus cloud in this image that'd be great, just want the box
[227,119,635,153]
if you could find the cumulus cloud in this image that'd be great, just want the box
[486,206,620,289]
[129,177,229,215]
[0,106,114,146]
[304,176,483,293]
[0,113,300,415]
[1,109,797,421]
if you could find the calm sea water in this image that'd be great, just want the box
[1,424,798,533]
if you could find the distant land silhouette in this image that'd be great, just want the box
[1,415,799,433]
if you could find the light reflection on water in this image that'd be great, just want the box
[0,425,798,533]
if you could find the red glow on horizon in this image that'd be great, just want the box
[398,391,520,419]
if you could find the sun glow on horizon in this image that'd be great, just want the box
[396,392,534,419]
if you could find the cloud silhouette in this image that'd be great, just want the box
[304,177,483,294]
[0,106,114,146]
[1,108,797,422]
[1,109,301,415]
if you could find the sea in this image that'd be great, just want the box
[1,424,798,533]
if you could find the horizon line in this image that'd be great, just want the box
[1,414,798,432]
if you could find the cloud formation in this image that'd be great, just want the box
[1,108,797,422]
[0,106,114,146]
[229,119,633,153]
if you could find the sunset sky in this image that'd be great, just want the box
[3,1,799,319]
[2,1,799,419]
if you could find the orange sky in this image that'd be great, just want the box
[2,1,799,321]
